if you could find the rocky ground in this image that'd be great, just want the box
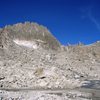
[0,89,93,100]
[0,22,100,99]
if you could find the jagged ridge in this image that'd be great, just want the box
[0,22,61,50]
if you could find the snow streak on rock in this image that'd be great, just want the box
[13,39,38,49]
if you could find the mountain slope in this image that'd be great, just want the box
[0,22,61,50]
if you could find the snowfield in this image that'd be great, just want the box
[13,39,38,49]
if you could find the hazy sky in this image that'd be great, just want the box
[0,0,100,45]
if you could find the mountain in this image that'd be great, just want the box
[0,22,100,100]
[0,22,61,50]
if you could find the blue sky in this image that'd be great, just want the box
[0,0,100,45]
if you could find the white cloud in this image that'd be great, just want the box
[81,6,100,32]
[88,11,100,32]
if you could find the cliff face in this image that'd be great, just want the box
[0,29,14,49]
[0,22,61,50]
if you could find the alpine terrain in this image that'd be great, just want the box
[0,22,100,100]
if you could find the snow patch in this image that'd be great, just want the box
[13,39,38,49]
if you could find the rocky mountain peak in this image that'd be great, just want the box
[0,22,61,50]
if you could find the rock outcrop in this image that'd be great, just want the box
[0,22,61,50]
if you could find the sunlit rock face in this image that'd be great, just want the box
[0,22,61,50]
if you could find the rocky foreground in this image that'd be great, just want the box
[0,22,100,99]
